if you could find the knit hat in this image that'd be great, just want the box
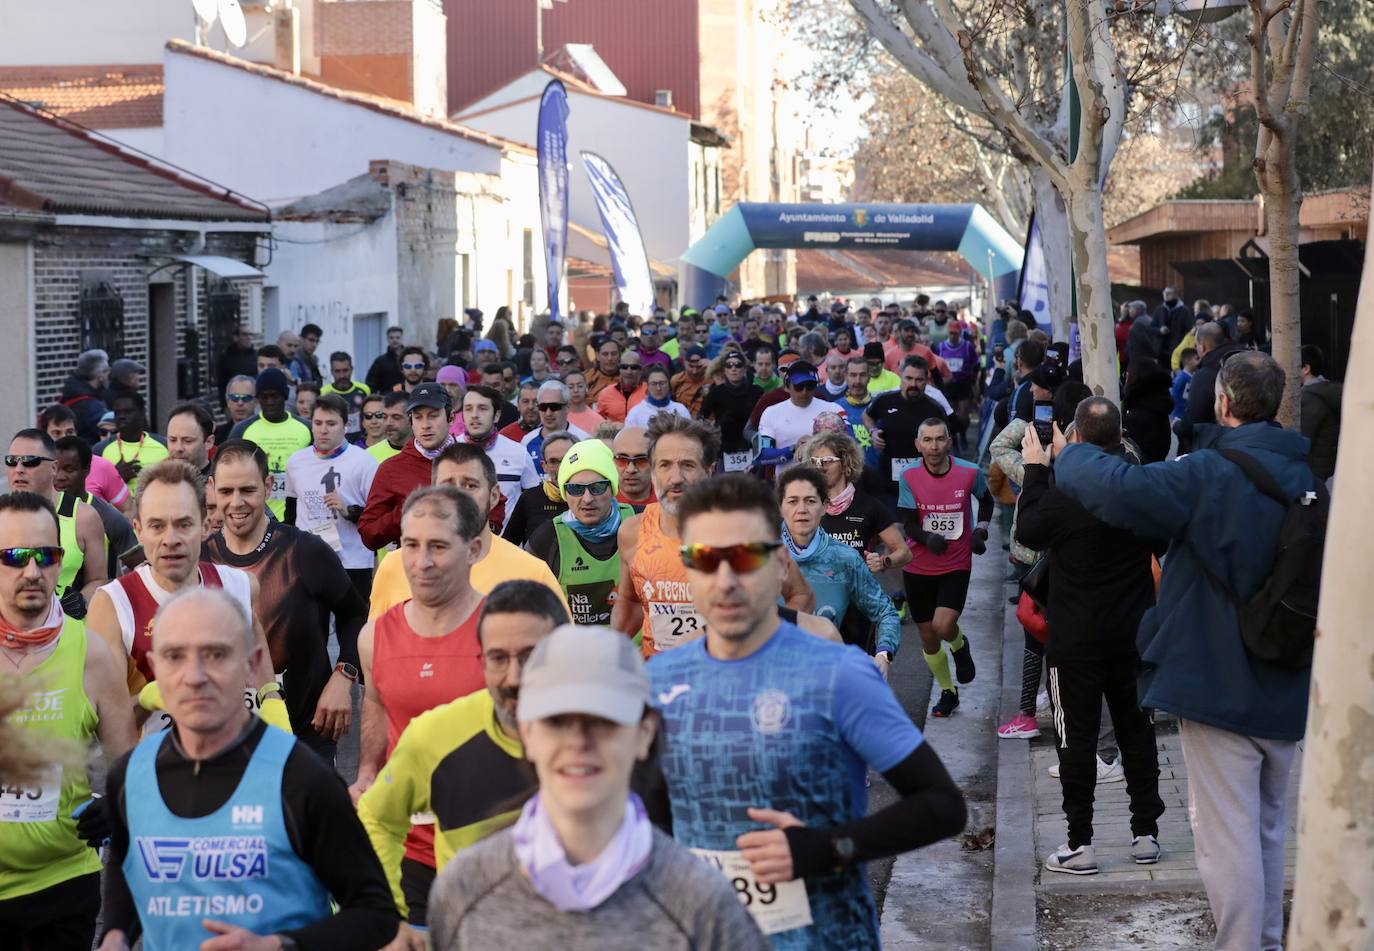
[255,368,289,395]
[557,437,619,499]
[436,365,467,387]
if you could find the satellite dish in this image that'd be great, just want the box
[217,0,247,47]
[192,0,218,23]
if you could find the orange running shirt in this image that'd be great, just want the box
[628,503,703,658]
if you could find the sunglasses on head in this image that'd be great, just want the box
[564,479,612,498]
[0,546,62,569]
[680,542,782,574]
[227,393,256,403]
[401,362,426,371]
[537,402,566,412]
[4,455,52,469]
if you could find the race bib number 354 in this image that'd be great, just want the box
[691,848,813,936]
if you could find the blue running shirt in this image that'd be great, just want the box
[648,621,923,950]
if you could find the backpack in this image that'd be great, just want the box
[1209,448,1326,668]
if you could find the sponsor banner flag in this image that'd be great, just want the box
[1017,211,1051,331]
[581,151,655,317]
[537,80,571,323]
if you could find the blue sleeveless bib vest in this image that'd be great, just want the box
[121,725,332,949]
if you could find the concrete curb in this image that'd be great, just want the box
[990,583,1038,951]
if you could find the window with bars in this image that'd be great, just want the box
[208,280,242,389]
[79,276,125,357]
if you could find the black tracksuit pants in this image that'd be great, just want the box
[1046,644,1164,848]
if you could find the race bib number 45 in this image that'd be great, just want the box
[0,765,62,822]
[692,848,813,936]
[922,511,964,540]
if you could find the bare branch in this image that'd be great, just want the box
[1288,0,1320,114]
[846,0,987,113]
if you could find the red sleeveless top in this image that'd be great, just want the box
[120,562,225,684]
[371,598,485,868]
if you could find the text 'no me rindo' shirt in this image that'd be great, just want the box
[897,457,987,575]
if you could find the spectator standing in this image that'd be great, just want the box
[1153,287,1192,354]
[1179,322,1244,450]
[1124,301,1163,370]
[1170,349,1199,421]
[60,349,111,444]
[1121,358,1175,463]
[1014,400,1165,876]
[366,326,406,393]
[290,322,324,384]
[1052,352,1314,950]
[215,324,259,407]
[1299,344,1342,481]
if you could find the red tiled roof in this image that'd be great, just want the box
[166,40,535,156]
[0,96,267,221]
[0,65,163,129]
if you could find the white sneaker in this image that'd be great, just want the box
[1131,834,1161,865]
[1044,842,1099,875]
[1048,755,1125,783]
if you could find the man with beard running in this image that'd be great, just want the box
[85,460,288,733]
[456,385,540,535]
[358,582,568,947]
[898,419,993,718]
[203,440,368,761]
[612,414,813,657]
[360,382,459,550]
[349,487,488,930]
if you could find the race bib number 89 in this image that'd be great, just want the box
[691,848,813,936]
[922,511,964,540]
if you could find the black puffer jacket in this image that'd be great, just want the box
[1122,360,1175,463]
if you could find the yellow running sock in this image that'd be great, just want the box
[924,648,954,691]
[949,626,966,653]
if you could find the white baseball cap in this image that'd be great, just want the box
[516,625,650,726]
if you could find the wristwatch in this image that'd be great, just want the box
[831,834,857,868]
[334,662,360,683]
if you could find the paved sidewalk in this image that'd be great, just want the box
[1030,730,1302,893]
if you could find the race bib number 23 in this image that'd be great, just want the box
[691,848,813,936]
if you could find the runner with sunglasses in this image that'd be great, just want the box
[527,440,634,627]
[898,418,993,718]
[610,426,655,511]
[594,351,647,424]
[394,346,428,395]
[698,349,763,474]
[613,415,813,658]
[0,492,136,951]
[648,475,965,949]
[757,362,832,467]
[520,380,589,476]
[5,429,108,615]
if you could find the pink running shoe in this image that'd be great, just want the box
[997,713,1041,739]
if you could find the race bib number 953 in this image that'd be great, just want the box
[922,511,964,540]
[691,848,813,936]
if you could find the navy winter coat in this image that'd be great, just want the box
[1053,420,1313,741]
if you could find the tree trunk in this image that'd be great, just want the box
[1286,174,1374,950]
[1065,174,1120,402]
[1259,141,1304,428]
[1031,169,1075,343]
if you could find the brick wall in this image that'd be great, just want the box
[33,227,261,426]
[317,0,415,105]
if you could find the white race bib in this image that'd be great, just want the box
[723,450,754,473]
[945,357,964,373]
[890,457,917,481]
[648,603,702,651]
[309,518,343,553]
[922,511,964,540]
[269,476,288,503]
[691,848,813,936]
[0,765,62,823]
[347,411,361,434]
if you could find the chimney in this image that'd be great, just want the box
[274,5,301,75]
[316,0,447,118]
[655,89,674,110]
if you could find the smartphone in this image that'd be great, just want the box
[1033,402,1054,445]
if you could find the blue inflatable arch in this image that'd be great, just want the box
[679,202,1023,306]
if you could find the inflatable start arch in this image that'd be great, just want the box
[679,202,1023,306]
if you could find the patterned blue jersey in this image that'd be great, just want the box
[648,622,923,950]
